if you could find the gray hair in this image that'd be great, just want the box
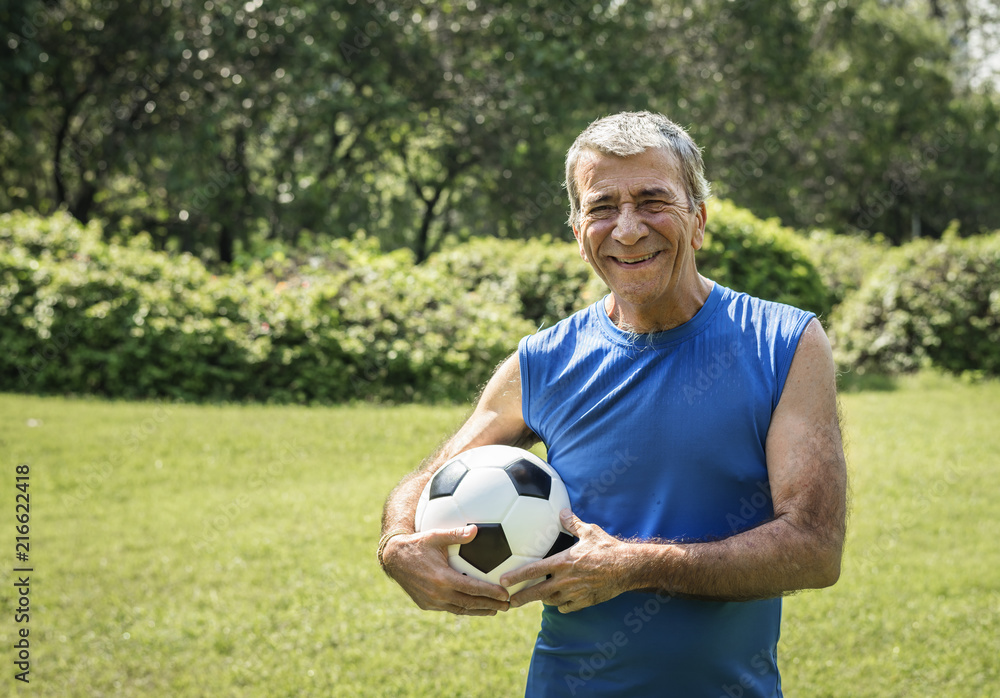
[564,111,712,229]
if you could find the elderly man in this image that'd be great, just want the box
[378,111,848,697]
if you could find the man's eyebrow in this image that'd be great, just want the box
[583,192,615,207]
[636,187,679,200]
[584,187,680,206]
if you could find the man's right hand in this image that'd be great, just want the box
[381,524,512,616]
[379,352,531,615]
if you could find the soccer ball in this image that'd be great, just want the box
[414,444,576,593]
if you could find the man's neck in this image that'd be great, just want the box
[604,276,714,334]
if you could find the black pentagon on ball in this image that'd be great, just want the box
[544,531,578,558]
[459,523,512,574]
[429,460,469,499]
[504,458,552,499]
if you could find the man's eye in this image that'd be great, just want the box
[640,200,669,211]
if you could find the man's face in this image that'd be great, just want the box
[572,147,707,313]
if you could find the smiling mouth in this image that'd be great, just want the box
[612,251,659,265]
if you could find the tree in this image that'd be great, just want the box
[1,0,998,260]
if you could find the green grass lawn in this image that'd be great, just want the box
[0,376,998,696]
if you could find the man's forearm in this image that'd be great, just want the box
[381,434,456,537]
[381,468,433,536]
[381,356,537,538]
[624,515,842,602]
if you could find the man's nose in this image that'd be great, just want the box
[612,204,648,245]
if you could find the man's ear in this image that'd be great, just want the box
[573,226,588,262]
[691,202,708,251]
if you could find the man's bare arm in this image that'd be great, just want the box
[380,352,538,615]
[503,319,848,611]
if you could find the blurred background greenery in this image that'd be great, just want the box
[2,0,999,261]
[2,4,999,695]
[1,0,999,402]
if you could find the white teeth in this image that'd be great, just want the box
[619,253,656,264]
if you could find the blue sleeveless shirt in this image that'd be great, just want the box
[517,282,815,697]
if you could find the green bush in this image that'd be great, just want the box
[800,228,891,309]
[700,200,832,318]
[830,230,1000,376]
[0,211,532,403]
[4,204,888,402]
[426,236,607,330]
[326,246,533,401]
[0,209,105,260]
[0,213,276,400]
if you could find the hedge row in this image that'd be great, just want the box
[700,200,832,319]
[0,211,532,402]
[1,205,997,403]
[830,230,1000,377]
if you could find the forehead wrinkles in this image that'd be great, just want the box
[576,149,685,205]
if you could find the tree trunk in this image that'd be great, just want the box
[70,182,97,223]
[218,223,234,264]
[414,185,445,264]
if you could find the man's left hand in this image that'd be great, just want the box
[501,509,630,613]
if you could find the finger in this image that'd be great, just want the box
[559,508,585,536]
[506,573,560,609]
[423,525,511,599]
[426,524,479,547]
[499,557,554,594]
[398,530,510,610]
[445,605,499,617]
[449,570,512,604]
[415,575,511,613]
[444,589,509,614]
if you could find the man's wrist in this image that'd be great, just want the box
[377,529,411,571]
[619,540,683,595]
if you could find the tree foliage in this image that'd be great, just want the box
[1,0,998,260]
